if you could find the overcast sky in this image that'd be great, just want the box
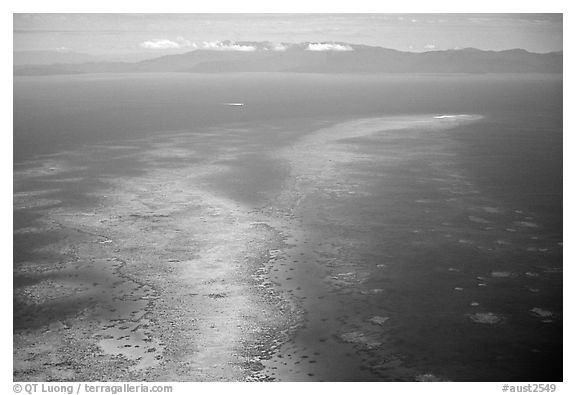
[13,13,563,55]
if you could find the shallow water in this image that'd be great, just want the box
[14,73,562,381]
[266,116,561,381]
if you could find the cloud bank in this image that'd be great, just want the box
[306,43,354,52]
[140,38,196,50]
[140,39,259,51]
[269,43,288,52]
[139,39,356,53]
[200,41,256,51]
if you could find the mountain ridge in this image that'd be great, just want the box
[14,42,563,75]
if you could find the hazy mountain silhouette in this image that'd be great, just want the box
[14,42,562,75]
[14,50,183,66]
[14,50,99,66]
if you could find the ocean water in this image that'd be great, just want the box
[14,73,562,381]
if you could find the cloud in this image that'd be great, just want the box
[424,44,436,50]
[140,39,181,50]
[260,43,290,51]
[306,43,354,52]
[140,37,196,50]
[175,36,193,47]
[201,41,256,51]
[270,43,288,51]
[140,39,182,50]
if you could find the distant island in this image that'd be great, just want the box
[14,41,562,75]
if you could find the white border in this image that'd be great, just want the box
[3,2,571,393]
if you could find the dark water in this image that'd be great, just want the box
[14,73,562,381]
[14,73,561,162]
